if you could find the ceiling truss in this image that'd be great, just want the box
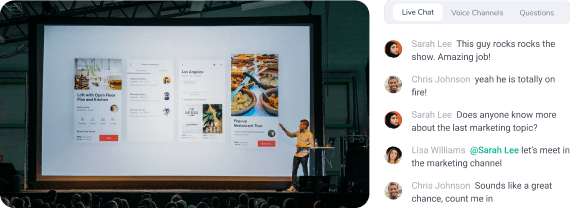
[0,1,261,44]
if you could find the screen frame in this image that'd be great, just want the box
[28,16,322,189]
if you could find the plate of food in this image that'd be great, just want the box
[233,54,255,61]
[231,88,257,116]
[256,54,277,59]
[258,71,278,89]
[260,88,278,116]
[231,67,255,89]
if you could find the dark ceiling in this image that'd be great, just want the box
[1,1,307,44]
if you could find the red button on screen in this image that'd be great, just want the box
[258,141,275,147]
[99,135,118,142]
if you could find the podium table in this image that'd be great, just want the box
[300,147,334,194]
[311,147,335,176]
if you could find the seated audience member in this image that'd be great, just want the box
[171,194,182,203]
[46,190,58,204]
[164,202,177,208]
[106,200,118,208]
[92,195,101,208]
[22,196,31,208]
[188,205,197,208]
[140,194,156,207]
[254,199,266,208]
[248,198,256,208]
[200,198,210,207]
[71,194,82,207]
[120,199,129,208]
[49,202,57,208]
[228,198,238,208]
[196,202,209,208]
[266,197,277,207]
[225,197,233,208]
[12,197,25,208]
[313,201,326,208]
[74,202,86,208]
[82,192,92,208]
[260,203,269,208]
[138,199,152,208]
[31,199,43,208]
[56,204,66,208]
[2,197,10,207]
[282,199,296,208]
[211,197,220,208]
[238,193,249,208]
[40,203,50,208]
[112,198,123,208]
[176,200,187,208]
[141,194,152,202]
[269,206,279,208]
[9,197,15,206]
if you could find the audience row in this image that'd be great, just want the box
[2,190,333,208]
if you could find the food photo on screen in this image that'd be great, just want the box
[230,54,279,117]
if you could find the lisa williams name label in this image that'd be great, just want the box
[412,146,466,154]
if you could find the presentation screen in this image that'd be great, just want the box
[39,22,313,177]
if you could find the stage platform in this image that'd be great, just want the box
[1,189,369,208]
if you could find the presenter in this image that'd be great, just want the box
[279,119,315,192]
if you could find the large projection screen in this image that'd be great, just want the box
[29,17,321,185]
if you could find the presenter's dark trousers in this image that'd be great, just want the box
[292,156,309,188]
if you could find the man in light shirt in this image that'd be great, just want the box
[279,119,314,192]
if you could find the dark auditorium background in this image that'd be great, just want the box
[0,1,369,207]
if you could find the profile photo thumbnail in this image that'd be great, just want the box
[385,40,402,58]
[385,146,402,164]
[385,76,402,93]
[385,111,402,129]
[385,182,402,200]
[110,105,119,112]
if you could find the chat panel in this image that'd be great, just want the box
[376,0,570,208]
